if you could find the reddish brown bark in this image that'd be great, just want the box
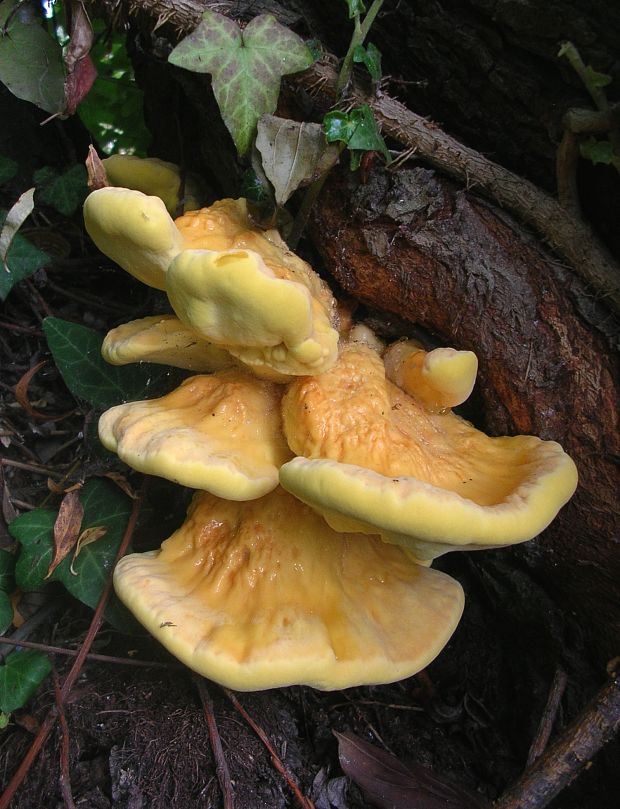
[311,166,620,659]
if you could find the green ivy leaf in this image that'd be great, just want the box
[43,317,176,407]
[34,165,88,217]
[345,0,367,17]
[353,42,382,82]
[169,11,313,155]
[583,65,612,89]
[0,156,18,185]
[0,549,15,634]
[324,104,390,163]
[10,479,136,629]
[0,211,50,301]
[0,650,51,713]
[580,138,615,165]
[0,0,65,115]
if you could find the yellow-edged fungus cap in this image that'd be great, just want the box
[166,247,339,377]
[84,188,186,290]
[279,343,578,561]
[102,315,234,372]
[384,339,478,411]
[103,155,201,215]
[113,487,464,691]
[99,370,292,500]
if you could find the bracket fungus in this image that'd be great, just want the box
[82,163,577,690]
[280,343,578,562]
[99,371,291,500]
[113,487,464,691]
[84,188,339,378]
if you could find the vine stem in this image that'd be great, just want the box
[336,0,384,97]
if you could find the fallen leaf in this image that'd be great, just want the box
[65,0,94,72]
[102,472,139,500]
[46,491,84,579]
[335,731,487,809]
[64,54,97,116]
[14,361,74,422]
[85,145,108,191]
[70,525,107,575]
[0,188,35,271]
[256,115,340,205]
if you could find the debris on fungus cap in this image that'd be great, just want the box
[113,487,465,691]
[384,339,478,411]
[102,155,201,215]
[99,370,292,500]
[166,247,339,377]
[83,188,185,290]
[279,342,578,561]
[102,315,235,372]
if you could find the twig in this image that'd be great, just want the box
[526,668,568,768]
[0,636,178,670]
[494,668,620,809]
[0,601,61,665]
[556,131,581,217]
[195,677,234,809]
[1,458,66,477]
[222,688,315,809]
[0,479,146,809]
[52,670,77,809]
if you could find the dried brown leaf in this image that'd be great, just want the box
[102,472,139,500]
[46,490,84,579]
[65,0,94,72]
[256,115,340,204]
[14,361,74,422]
[86,145,108,191]
[0,188,35,270]
[335,731,486,809]
[64,54,97,116]
[70,525,107,575]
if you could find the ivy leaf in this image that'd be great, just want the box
[43,317,176,407]
[324,104,390,163]
[169,11,314,155]
[580,138,616,166]
[0,0,65,115]
[353,42,382,82]
[256,115,340,204]
[0,549,15,634]
[583,65,612,89]
[0,156,18,185]
[34,165,88,217]
[10,478,136,630]
[0,210,50,301]
[345,0,367,17]
[0,650,52,713]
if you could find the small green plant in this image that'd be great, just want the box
[558,41,619,172]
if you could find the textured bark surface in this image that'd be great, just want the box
[311,166,620,659]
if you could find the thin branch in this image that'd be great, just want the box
[223,688,315,809]
[494,668,620,809]
[526,668,568,767]
[52,670,77,809]
[0,636,177,669]
[195,677,234,809]
[0,479,146,809]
